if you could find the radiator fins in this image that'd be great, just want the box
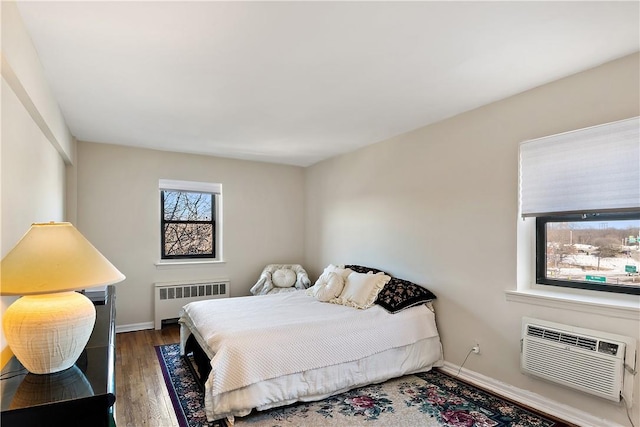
[154,280,229,330]
[158,282,226,300]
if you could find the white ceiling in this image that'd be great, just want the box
[16,1,640,167]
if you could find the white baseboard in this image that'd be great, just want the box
[115,321,154,333]
[439,361,623,427]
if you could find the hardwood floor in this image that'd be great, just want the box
[115,325,577,427]
[115,324,181,427]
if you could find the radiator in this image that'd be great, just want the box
[154,279,229,329]
[521,317,632,402]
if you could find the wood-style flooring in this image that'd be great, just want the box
[115,324,181,427]
[115,325,577,427]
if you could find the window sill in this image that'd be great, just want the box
[155,259,225,269]
[505,288,639,320]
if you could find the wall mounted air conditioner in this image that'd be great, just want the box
[521,317,636,403]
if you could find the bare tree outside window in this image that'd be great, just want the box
[593,237,621,271]
[161,191,214,258]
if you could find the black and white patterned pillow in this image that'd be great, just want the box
[344,264,387,275]
[375,277,436,314]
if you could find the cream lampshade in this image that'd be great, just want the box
[0,222,125,374]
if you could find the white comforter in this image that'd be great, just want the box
[180,290,441,421]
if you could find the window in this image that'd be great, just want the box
[520,117,639,295]
[536,213,640,294]
[159,179,222,260]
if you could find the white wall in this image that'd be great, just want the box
[74,141,305,327]
[304,53,640,425]
[1,2,73,358]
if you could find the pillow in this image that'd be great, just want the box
[344,264,387,275]
[307,270,346,299]
[272,268,297,288]
[322,264,352,279]
[333,271,391,309]
[375,277,437,313]
[314,272,345,302]
[306,264,352,297]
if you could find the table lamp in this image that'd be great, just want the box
[0,222,125,374]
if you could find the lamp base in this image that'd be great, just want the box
[3,292,96,374]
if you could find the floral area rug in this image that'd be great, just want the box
[155,343,568,427]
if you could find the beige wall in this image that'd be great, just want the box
[3,1,639,420]
[0,78,66,246]
[304,53,640,425]
[74,142,305,327]
[1,2,72,358]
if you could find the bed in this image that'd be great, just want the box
[178,265,443,424]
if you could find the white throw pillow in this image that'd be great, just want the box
[333,271,391,309]
[272,268,297,288]
[314,272,345,302]
[322,264,352,279]
[306,264,353,298]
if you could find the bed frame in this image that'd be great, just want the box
[183,334,211,392]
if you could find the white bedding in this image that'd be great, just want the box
[179,290,443,422]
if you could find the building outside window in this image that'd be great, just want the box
[536,213,640,294]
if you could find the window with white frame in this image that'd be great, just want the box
[159,179,222,260]
[520,117,640,295]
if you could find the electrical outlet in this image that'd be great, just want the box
[472,344,480,354]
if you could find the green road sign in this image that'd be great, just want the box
[586,275,606,283]
[625,265,638,273]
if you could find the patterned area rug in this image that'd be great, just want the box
[155,344,568,427]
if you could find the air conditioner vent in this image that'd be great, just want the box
[576,337,597,352]
[522,318,628,402]
[526,325,596,351]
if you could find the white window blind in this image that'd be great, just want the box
[520,117,639,217]
[159,179,221,194]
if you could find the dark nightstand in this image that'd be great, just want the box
[0,285,116,427]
